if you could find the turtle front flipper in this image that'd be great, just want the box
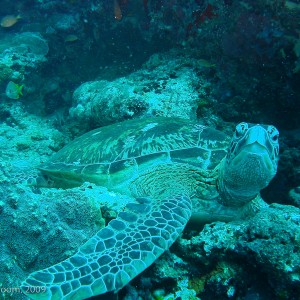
[21,195,192,300]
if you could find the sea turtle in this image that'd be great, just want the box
[21,117,279,300]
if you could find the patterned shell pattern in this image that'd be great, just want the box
[39,117,230,190]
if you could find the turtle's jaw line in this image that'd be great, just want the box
[232,143,273,172]
[220,143,274,206]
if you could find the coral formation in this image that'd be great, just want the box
[69,51,208,131]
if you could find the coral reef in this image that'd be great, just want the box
[0,32,48,83]
[69,50,212,132]
[0,103,133,300]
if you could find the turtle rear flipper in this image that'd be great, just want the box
[21,195,192,299]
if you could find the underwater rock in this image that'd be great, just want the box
[0,32,48,76]
[176,203,300,299]
[0,63,13,85]
[13,32,49,57]
[49,13,80,31]
[0,32,49,93]
[289,187,300,207]
[69,51,206,130]
[0,100,135,298]
[70,79,149,129]
[0,184,105,297]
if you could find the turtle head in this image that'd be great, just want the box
[218,122,279,207]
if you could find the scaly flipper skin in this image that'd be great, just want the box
[21,195,192,299]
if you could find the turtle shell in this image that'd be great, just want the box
[39,117,230,191]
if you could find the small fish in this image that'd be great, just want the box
[0,14,21,28]
[114,0,122,21]
[64,34,79,42]
[5,81,23,99]
[197,59,216,68]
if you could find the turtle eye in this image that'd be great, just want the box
[235,122,248,138]
[267,126,279,143]
[272,134,279,142]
